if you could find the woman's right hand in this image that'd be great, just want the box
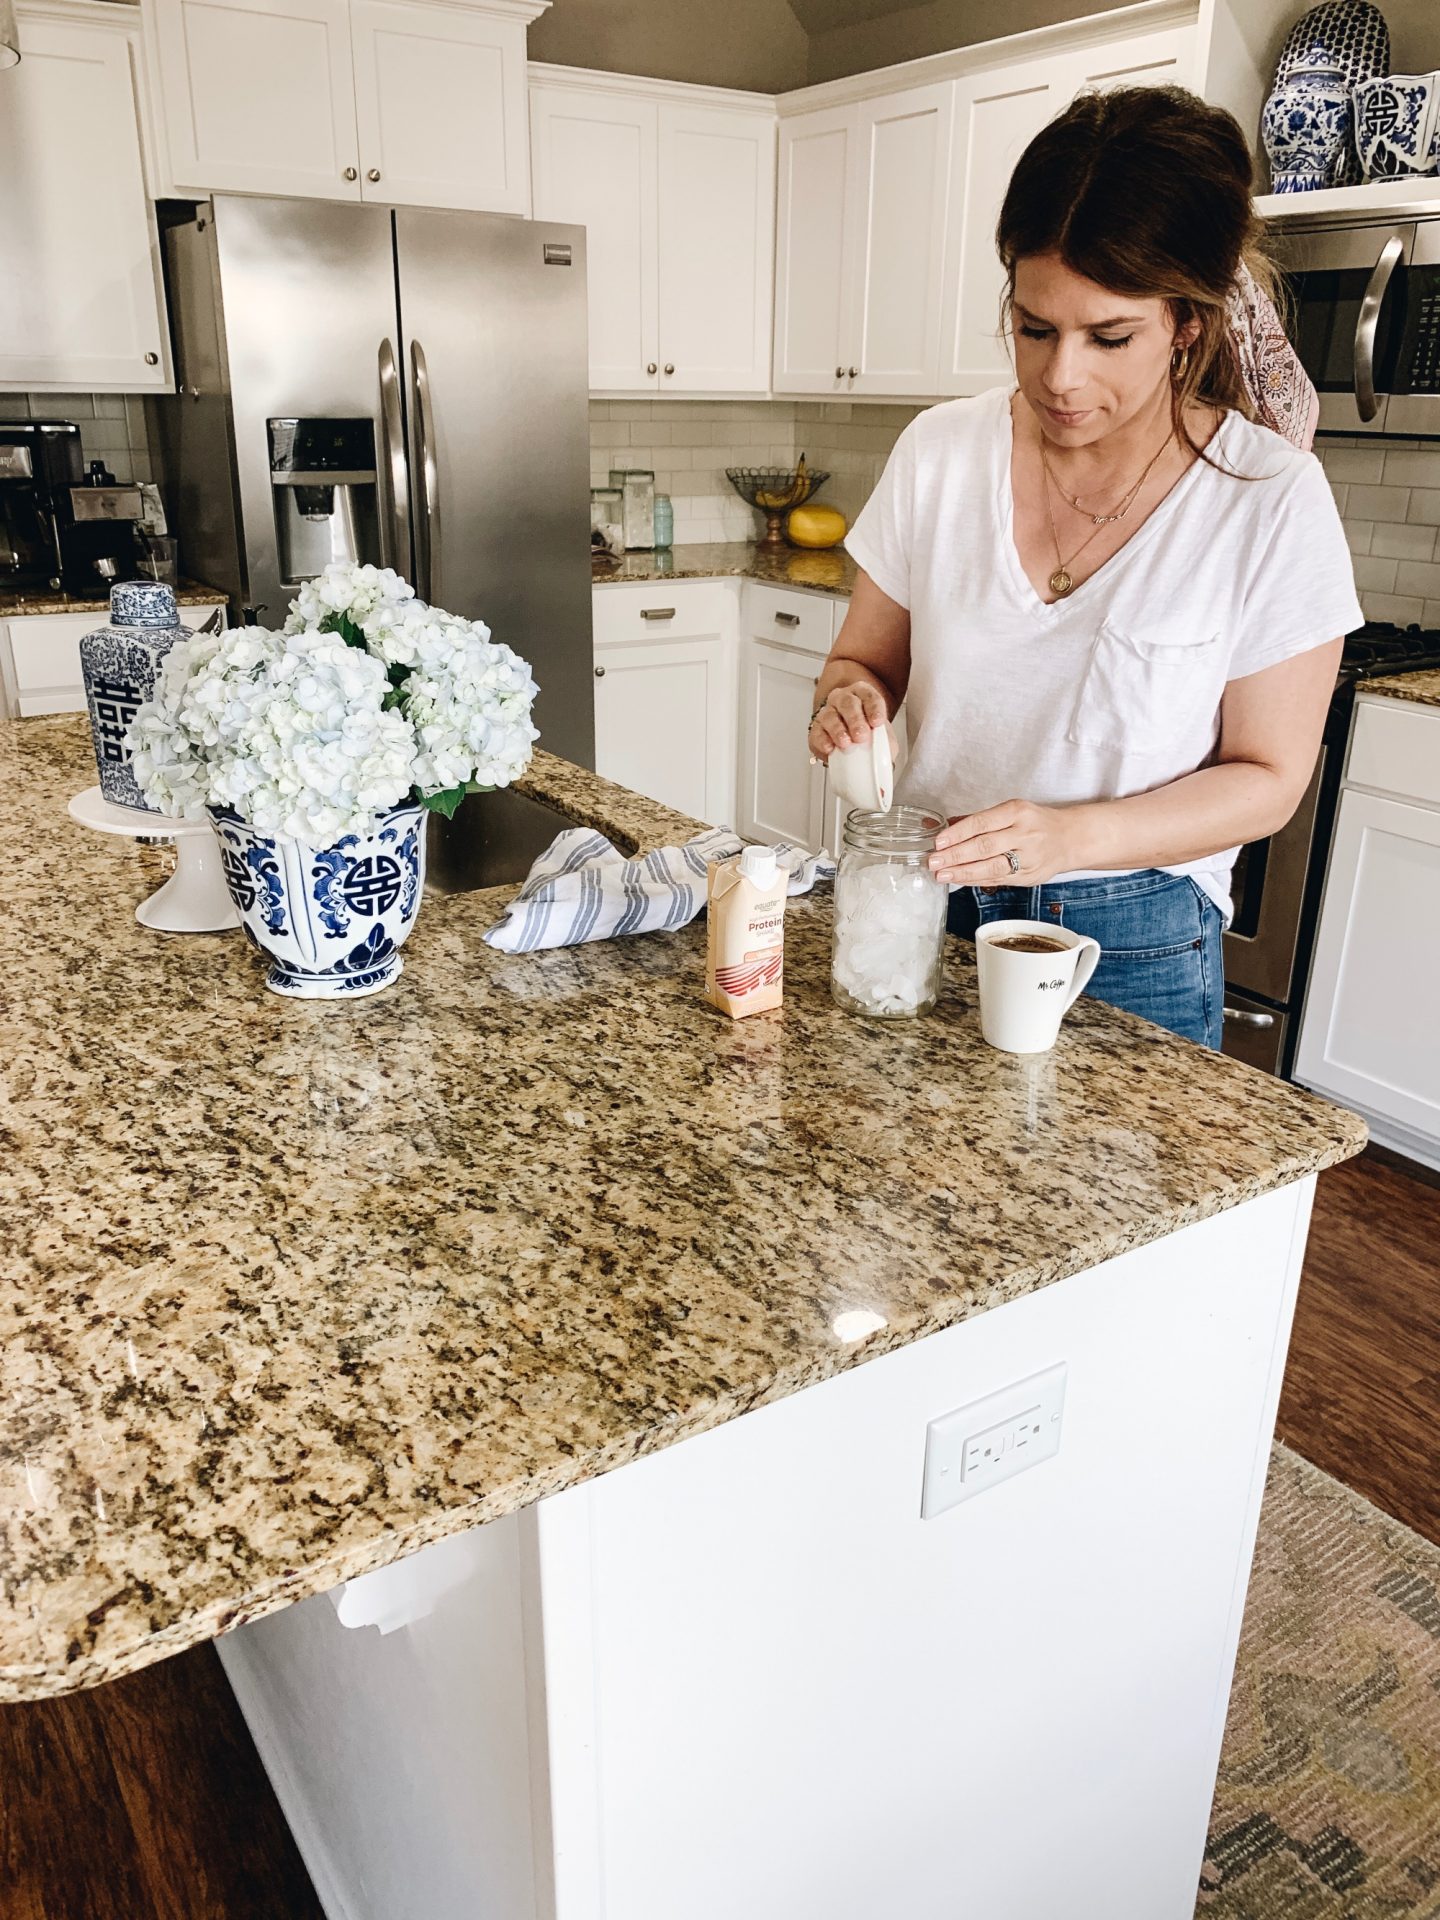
[807,681,890,763]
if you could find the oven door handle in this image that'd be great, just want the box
[1354,235,1403,423]
[1223,1006,1277,1031]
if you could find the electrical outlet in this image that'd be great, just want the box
[921,1364,1067,1519]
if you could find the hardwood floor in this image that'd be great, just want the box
[1,1145,1435,1918]
[1277,1146,1440,1547]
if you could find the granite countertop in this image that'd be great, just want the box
[0,718,1364,1702]
[0,580,228,619]
[593,541,856,597]
[1363,669,1440,709]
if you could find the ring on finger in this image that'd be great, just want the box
[1003,849,1021,875]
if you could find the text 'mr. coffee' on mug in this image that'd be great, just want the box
[974,919,1101,1054]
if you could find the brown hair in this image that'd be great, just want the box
[995,85,1271,468]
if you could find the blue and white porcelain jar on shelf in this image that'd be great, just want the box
[1262,66,1357,193]
[79,581,191,813]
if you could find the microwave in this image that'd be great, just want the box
[1274,216,1440,435]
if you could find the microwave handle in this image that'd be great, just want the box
[1354,235,1404,422]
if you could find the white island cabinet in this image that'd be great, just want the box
[1295,692,1440,1169]
[1,2,171,393]
[1,601,227,720]
[219,1175,1319,1920]
[145,0,543,211]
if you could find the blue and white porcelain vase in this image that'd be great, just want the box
[209,803,426,998]
[1353,72,1440,180]
[80,581,191,812]
[1262,68,1357,193]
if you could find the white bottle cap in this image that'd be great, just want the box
[739,844,780,888]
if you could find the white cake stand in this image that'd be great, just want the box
[68,786,241,933]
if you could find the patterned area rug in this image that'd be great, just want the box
[1198,1445,1440,1919]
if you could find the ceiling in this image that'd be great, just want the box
[783,0,917,32]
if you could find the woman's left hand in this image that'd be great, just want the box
[929,800,1078,887]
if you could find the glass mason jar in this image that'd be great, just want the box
[831,806,949,1019]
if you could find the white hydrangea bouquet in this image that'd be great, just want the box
[125,564,540,999]
[129,562,539,840]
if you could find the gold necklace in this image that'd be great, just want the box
[1040,433,1174,597]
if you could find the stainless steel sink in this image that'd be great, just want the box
[425,785,623,892]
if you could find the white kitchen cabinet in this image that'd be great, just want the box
[592,583,737,826]
[1295,697,1440,1168]
[0,3,171,393]
[939,24,1196,395]
[531,71,775,396]
[593,636,735,828]
[350,0,533,212]
[737,636,826,850]
[0,604,227,720]
[773,81,952,399]
[147,0,540,209]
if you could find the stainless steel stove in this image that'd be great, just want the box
[1223,622,1440,1075]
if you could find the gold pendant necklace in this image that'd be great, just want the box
[1041,431,1174,598]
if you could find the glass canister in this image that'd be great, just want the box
[610,466,655,549]
[590,487,624,560]
[652,492,674,551]
[831,806,949,1019]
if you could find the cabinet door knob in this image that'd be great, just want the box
[646,362,658,375]
[367,169,381,183]
[848,366,858,378]
[144,351,159,366]
[593,664,606,677]
[343,166,358,181]
[835,366,845,379]
[663,363,675,375]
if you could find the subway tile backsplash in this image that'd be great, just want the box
[1317,435,1440,625]
[0,391,155,484]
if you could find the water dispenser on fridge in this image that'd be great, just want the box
[268,417,379,586]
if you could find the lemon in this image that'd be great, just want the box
[786,503,847,549]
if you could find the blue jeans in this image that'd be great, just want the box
[947,870,1225,1049]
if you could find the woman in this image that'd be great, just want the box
[807,86,1362,1048]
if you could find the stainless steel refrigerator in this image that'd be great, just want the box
[155,196,594,884]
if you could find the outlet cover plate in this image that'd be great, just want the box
[921,1363,1067,1519]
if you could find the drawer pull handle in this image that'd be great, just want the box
[774,611,801,627]
[640,606,676,621]
[1223,1007,1276,1030]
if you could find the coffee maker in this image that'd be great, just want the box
[268,417,379,587]
[0,421,83,594]
[56,460,145,598]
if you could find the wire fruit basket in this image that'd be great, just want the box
[725,465,830,549]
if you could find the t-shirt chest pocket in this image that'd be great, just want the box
[1066,617,1227,756]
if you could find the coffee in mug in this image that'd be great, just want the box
[975,919,1102,1054]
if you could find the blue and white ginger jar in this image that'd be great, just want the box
[1263,68,1357,193]
[209,803,426,999]
[1353,73,1440,180]
[80,581,191,813]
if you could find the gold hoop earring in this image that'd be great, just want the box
[1171,344,1191,383]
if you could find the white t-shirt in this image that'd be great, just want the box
[845,384,1364,919]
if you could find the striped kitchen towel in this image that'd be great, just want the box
[483,825,834,953]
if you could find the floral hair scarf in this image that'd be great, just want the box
[1225,259,1320,451]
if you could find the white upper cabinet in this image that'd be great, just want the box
[147,0,541,209]
[149,0,362,199]
[349,0,533,212]
[772,104,856,395]
[939,24,1196,396]
[0,3,171,392]
[851,84,953,397]
[656,104,775,395]
[531,71,776,396]
[773,82,952,398]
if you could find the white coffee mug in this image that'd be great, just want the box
[975,919,1101,1054]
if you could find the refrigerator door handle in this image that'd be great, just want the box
[411,338,440,604]
[378,338,410,576]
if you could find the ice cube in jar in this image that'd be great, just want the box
[831,806,948,1019]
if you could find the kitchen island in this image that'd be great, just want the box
[2,717,1363,1920]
